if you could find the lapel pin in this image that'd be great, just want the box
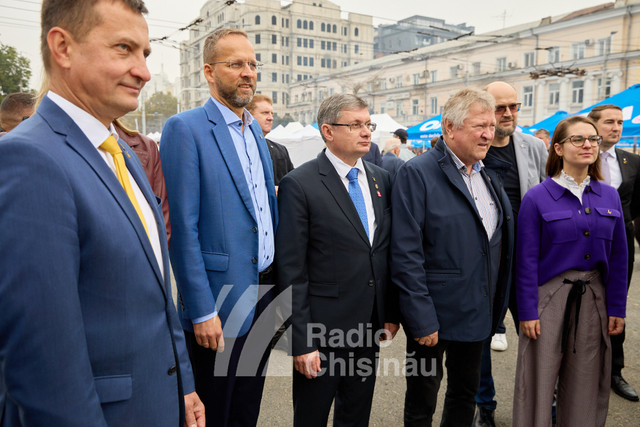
[377,190,382,198]
[372,177,376,182]
[608,209,612,214]
[375,184,379,189]
[623,158,628,164]
[126,152,131,158]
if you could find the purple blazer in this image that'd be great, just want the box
[516,177,628,320]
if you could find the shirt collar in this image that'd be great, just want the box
[442,138,484,173]
[325,147,366,179]
[601,147,617,160]
[210,96,253,128]
[47,91,117,148]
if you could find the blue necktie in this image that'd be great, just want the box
[347,168,369,239]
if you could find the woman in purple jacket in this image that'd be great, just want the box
[513,116,628,426]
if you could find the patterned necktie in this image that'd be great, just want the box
[600,150,611,185]
[346,168,369,239]
[100,135,149,238]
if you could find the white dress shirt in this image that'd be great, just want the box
[601,147,623,189]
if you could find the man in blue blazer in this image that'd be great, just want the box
[391,88,513,427]
[160,28,278,426]
[0,1,203,426]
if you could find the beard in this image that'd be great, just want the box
[215,75,255,108]
[495,124,516,138]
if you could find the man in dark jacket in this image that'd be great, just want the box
[391,88,513,426]
[380,138,405,180]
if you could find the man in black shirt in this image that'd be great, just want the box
[473,81,548,427]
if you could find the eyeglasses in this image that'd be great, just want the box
[495,103,521,114]
[209,60,263,71]
[329,122,377,132]
[559,135,603,147]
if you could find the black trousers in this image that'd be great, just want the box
[293,344,379,427]
[404,338,484,427]
[185,269,276,427]
[612,223,635,376]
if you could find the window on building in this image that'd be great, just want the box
[297,38,301,47]
[333,59,337,68]
[297,56,301,66]
[272,72,277,82]
[255,15,260,25]
[286,56,290,65]
[343,27,347,36]
[597,77,611,98]
[255,34,261,44]
[297,19,301,29]
[286,74,290,84]
[572,42,585,60]
[380,105,386,114]
[333,24,337,33]
[430,70,438,83]
[571,80,584,104]
[256,53,261,61]
[310,21,314,30]
[548,46,560,63]
[310,58,314,66]
[355,45,359,54]
[310,40,314,49]
[496,57,506,72]
[286,19,289,28]
[303,57,308,66]
[597,37,612,56]
[430,97,438,115]
[524,51,536,67]
[272,91,278,104]
[272,53,277,63]
[333,42,337,51]
[396,75,402,88]
[413,73,420,85]
[303,39,308,48]
[321,23,326,32]
[412,99,419,115]
[523,86,533,107]
[272,15,277,25]
[472,62,481,75]
[270,34,276,45]
[286,37,289,47]
[449,66,459,79]
[396,101,403,117]
[549,83,560,106]
[321,41,325,50]
[321,58,325,68]
[303,20,308,30]
[343,44,347,53]
[297,74,302,81]
[257,72,261,82]
[355,28,359,37]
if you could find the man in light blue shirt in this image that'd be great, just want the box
[160,28,278,427]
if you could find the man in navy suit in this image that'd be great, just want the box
[380,138,405,180]
[391,88,513,426]
[0,1,203,426]
[160,28,278,426]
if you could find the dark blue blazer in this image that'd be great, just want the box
[0,96,194,426]
[160,98,278,337]
[381,152,405,180]
[390,139,513,342]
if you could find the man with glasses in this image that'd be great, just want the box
[392,88,513,426]
[276,94,399,427]
[160,28,278,426]
[588,104,640,402]
[471,81,548,426]
[0,92,35,137]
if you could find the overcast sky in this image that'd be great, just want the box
[0,0,609,89]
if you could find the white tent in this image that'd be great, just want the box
[370,113,406,148]
[266,125,324,167]
[284,121,304,133]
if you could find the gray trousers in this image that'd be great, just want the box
[513,270,611,427]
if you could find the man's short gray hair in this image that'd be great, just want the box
[203,28,248,64]
[442,88,495,129]
[317,94,368,142]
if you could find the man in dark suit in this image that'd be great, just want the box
[589,104,640,402]
[380,138,405,180]
[160,28,278,426]
[391,88,513,426]
[246,94,294,188]
[276,94,399,427]
[361,139,383,166]
[0,1,203,425]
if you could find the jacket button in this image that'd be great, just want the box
[584,230,590,237]
[506,216,511,221]
[252,226,258,233]
[168,366,177,375]
[368,280,374,287]
[584,253,591,260]
[251,257,258,264]
[585,207,592,214]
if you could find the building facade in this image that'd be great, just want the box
[288,0,640,128]
[178,0,374,115]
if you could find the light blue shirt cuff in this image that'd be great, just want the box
[192,311,217,325]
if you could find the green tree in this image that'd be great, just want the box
[120,91,178,133]
[0,43,31,100]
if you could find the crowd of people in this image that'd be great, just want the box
[0,1,637,427]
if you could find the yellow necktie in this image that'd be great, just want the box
[100,135,149,238]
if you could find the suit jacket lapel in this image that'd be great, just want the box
[41,98,167,292]
[318,151,370,245]
[205,99,257,222]
[512,133,529,198]
[437,147,482,219]
[364,162,384,246]
[616,147,632,183]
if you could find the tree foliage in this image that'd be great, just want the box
[0,43,31,100]
[120,91,177,133]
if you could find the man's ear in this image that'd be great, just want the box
[47,27,74,70]
[320,124,334,142]
[443,119,455,139]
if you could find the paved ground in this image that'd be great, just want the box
[258,252,640,426]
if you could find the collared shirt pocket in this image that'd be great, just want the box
[593,207,620,241]
[541,210,577,244]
